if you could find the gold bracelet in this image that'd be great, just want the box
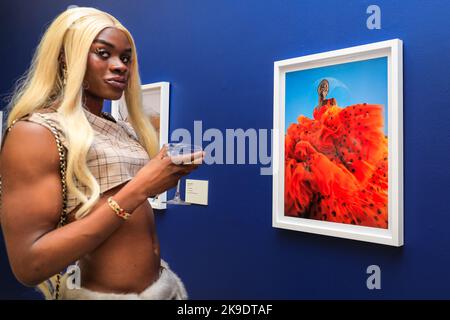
[107,197,131,221]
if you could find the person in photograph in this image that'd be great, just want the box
[285,79,388,228]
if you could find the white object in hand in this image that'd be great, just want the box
[165,143,203,165]
[163,143,203,205]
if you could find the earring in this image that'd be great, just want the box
[82,81,89,90]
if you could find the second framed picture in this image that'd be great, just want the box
[112,81,170,210]
[273,39,403,246]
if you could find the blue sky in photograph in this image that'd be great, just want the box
[285,57,388,134]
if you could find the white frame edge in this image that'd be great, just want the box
[273,39,403,246]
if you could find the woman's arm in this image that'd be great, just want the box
[0,121,199,286]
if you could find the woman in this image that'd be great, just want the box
[285,79,388,228]
[0,7,202,299]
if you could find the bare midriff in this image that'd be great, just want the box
[67,181,160,294]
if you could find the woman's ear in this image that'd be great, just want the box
[58,49,66,70]
[58,49,67,86]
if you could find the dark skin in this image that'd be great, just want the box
[0,27,203,293]
[82,27,132,115]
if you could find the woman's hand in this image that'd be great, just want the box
[134,145,205,197]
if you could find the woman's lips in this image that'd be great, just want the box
[105,79,126,90]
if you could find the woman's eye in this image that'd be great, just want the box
[96,49,110,58]
[121,56,131,64]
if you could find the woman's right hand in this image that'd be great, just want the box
[134,145,205,197]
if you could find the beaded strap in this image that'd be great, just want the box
[39,115,68,299]
[2,115,68,299]
[40,115,68,227]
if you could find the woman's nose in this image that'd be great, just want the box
[110,59,128,74]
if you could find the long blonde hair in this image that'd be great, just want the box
[6,7,159,219]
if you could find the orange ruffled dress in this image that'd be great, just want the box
[285,98,388,229]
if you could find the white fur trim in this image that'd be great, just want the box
[61,260,188,300]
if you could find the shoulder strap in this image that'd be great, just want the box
[2,115,68,300]
[34,116,68,299]
[1,115,68,227]
[39,115,68,227]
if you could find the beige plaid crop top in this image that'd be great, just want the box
[25,109,150,213]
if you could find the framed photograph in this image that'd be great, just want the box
[112,82,170,210]
[273,39,403,246]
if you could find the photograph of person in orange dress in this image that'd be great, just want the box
[284,57,388,229]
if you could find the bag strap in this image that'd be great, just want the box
[2,114,68,299]
[2,115,68,226]
[38,114,68,300]
[38,114,68,227]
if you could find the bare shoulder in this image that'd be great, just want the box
[1,120,65,280]
[1,120,63,232]
[1,120,60,177]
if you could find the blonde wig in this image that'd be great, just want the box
[6,7,159,219]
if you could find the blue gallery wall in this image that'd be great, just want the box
[1,0,450,299]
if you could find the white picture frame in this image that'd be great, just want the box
[273,39,403,246]
[112,82,170,210]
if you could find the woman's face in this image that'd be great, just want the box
[83,27,132,101]
[318,80,329,98]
